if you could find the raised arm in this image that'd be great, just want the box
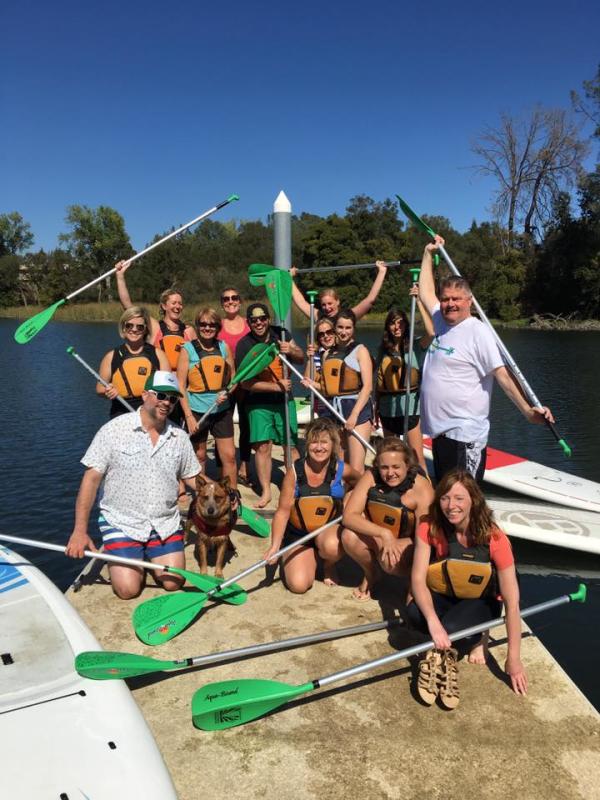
[352,261,388,320]
[289,268,312,319]
[418,236,444,316]
[115,260,134,309]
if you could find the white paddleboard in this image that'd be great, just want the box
[487,497,600,556]
[0,545,178,799]
[422,438,600,514]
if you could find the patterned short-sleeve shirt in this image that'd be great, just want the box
[81,409,200,542]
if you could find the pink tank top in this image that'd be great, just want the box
[218,320,250,357]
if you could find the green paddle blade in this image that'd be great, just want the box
[168,566,244,593]
[133,591,208,645]
[181,572,248,602]
[233,343,278,385]
[75,650,185,680]
[248,263,275,286]
[265,269,292,322]
[192,678,314,730]
[396,195,437,238]
[239,505,271,537]
[14,299,67,344]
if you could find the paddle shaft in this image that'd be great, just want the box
[312,591,581,690]
[403,269,420,438]
[279,330,293,468]
[204,516,343,596]
[172,618,402,672]
[65,195,238,303]
[67,347,135,413]
[279,355,376,454]
[307,290,318,423]
[296,260,420,275]
[0,532,181,577]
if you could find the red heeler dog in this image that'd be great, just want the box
[186,474,238,578]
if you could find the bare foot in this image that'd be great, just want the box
[351,577,372,601]
[253,494,271,509]
[468,633,489,665]
[323,564,339,587]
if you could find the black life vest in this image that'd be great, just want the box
[110,343,159,397]
[288,458,345,533]
[365,471,417,539]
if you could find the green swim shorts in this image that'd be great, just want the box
[248,399,298,446]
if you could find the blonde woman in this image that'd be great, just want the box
[97,306,170,418]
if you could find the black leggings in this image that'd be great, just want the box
[215,390,251,467]
[406,592,501,656]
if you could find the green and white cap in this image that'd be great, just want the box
[144,370,183,396]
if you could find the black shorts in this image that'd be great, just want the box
[431,435,487,484]
[379,415,420,436]
[190,407,234,444]
[282,526,317,550]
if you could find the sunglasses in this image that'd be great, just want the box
[317,329,335,338]
[221,294,240,303]
[148,391,179,404]
[124,323,146,332]
[198,322,218,329]
[249,315,269,323]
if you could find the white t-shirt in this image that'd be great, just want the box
[81,409,200,541]
[420,305,504,443]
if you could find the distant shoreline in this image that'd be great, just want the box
[2,303,599,331]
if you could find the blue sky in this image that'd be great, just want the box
[2,0,598,254]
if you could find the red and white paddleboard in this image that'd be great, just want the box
[422,439,600,514]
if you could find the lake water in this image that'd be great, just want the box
[1,317,599,708]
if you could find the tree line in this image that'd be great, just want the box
[2,67,599,322]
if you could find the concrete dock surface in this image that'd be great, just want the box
[68,448,600,800]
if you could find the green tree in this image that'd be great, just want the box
[0,212,34,257]
[59,205,132,302]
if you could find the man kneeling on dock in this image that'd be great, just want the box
[66,371,200,599]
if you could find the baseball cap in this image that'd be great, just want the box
[144,370,183,396]
[246,302,270,321]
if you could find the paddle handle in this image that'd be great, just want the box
[66,346,135,413]
[296,260,420,275]
[315,589,586,689]
[0,532,171,575]
[65,195,239,303]
[279,355,376,454]
[207,516,343,596]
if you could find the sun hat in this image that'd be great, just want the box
[144,370,183,397]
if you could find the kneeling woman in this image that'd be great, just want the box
[177,308,237,488]
[265,419,361,593]
[342,437,433,600]
[408,469,527,709]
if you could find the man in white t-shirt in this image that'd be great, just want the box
[418,236,554,482]
[66,371,201,599]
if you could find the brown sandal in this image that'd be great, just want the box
[417,649,442,705]
[438,648,460,710]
